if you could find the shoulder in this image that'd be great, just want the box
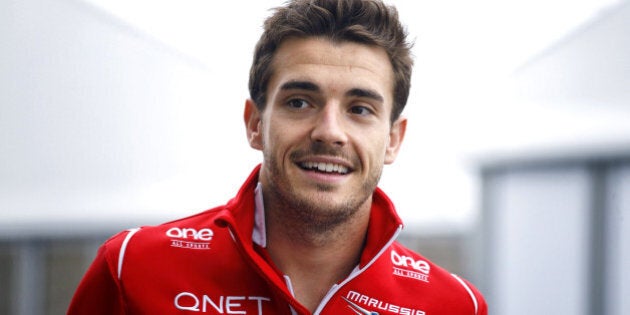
[132,206,226,244]
[386,241,487,314]
[99,206,229,276]
[105,206,224,245]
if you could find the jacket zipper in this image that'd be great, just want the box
[313,225,403,315]
[221,220,310,314]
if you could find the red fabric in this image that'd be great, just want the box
[68,166,487,315]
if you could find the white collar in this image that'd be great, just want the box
[252,182,267,247]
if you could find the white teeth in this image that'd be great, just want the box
[302,162,349,174]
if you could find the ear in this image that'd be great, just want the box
[384,116,407,164]
[244,99,264,150]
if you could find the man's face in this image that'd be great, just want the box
[245,37,406,226]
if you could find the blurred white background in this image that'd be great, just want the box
[1,0,628,234]
[2,1,629,314]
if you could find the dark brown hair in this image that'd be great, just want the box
[248,0,413,122]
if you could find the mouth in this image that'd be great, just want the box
[298,161,351,175]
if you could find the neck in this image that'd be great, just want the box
[264,201,371,313]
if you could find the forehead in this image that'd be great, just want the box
[268,37,394,100]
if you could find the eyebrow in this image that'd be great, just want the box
[280,80,384,103]
[346,88,384,103]
[280,80,320,92]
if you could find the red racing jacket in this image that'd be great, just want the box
[68,166,487,315]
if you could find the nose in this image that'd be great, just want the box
[310,103,348,146]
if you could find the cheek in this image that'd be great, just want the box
[261,118,283,149]
[356,135,388,165]
[263,122,293,159]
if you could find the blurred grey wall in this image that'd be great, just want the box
[477,2,630,314]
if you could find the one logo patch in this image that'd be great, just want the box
[390,250,430,283]
[166,227,213,250]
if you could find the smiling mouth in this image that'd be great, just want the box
[298,161,350,175]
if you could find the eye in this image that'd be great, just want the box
[286,98,309,109]
[349,105,373,116]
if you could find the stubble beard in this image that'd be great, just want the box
[262,144,383,243]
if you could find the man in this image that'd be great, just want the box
[68,0,487,314]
